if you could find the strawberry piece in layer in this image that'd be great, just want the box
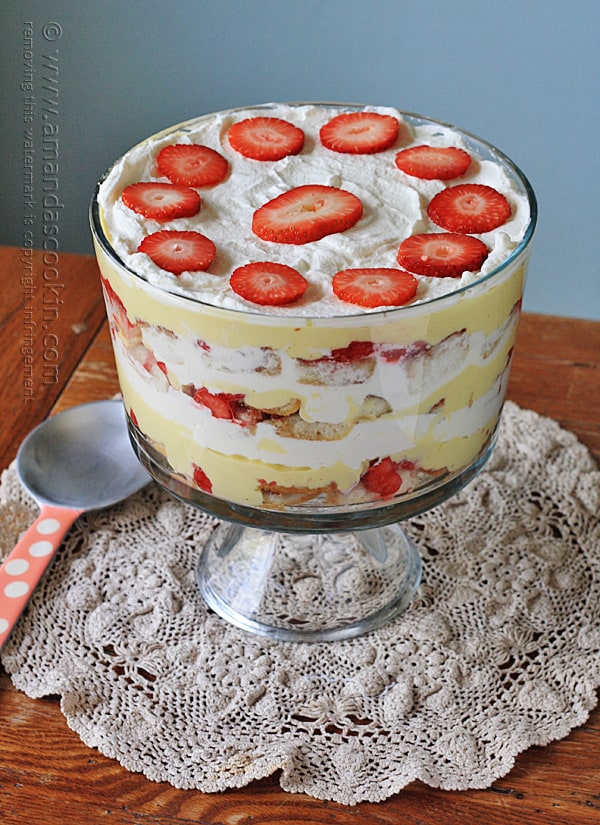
[193,464,213,493]
[362,457,403,497]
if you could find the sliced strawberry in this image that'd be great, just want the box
[193,464,213,493]
[331,340,375,361]
[428,183,511,233]
[139,346,166,377]
[193,387,262,428]
[228,117,305,161]
[252,184,363,244]
[121,182,201,221]
[397,232,488,278]
[395,145,471,180]
[193,387,243,419]
[298,341,375,375]
[100,276,134,334]
[320,111,399,154]
[332,268,418,308]
[380,340,430,363]
[230,262,308,306]
[156,144,229,187]
[138,230,216,274]
[362,457,403,497]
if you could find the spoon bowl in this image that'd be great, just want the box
[18,399,150,510]
[0,399,149,650]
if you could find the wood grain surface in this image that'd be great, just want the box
[0,247,106,466]
[0,247,598,824]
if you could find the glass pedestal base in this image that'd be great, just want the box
[196,522,421,642]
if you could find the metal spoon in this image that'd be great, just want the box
[0,399,149,650]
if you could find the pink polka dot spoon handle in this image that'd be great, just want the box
[0,400,149,653]
[0,504,83,650]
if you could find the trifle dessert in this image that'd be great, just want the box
[91,102,536,533]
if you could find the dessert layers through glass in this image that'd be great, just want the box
[92,241,527,529]
[91,105,535,532]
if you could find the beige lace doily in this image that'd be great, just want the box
[1,401,599,805]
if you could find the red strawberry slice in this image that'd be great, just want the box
[395,145,471,180]
[397,232,488,278]
[156,144,229,187]
[332,268,418,308]
[428,183,511,233]
[193,387,243,419]
[300,340,375,373]
[121,182,201,221]
[230,262,308,306]
[331,340,375,361]
[193,464,213,493]
[252,184,363,244]
[320,111,399,154]
[192,387,263,428]
[138,230,216,274]
[228,117,305,161]
[362,457,403,497]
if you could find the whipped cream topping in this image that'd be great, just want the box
[97,104,531,316]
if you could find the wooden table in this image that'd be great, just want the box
[1,246,598,824]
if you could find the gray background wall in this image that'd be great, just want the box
[2,0,598,320]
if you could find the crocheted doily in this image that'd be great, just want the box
[1,401,599,805]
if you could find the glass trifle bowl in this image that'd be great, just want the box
[90,102,536,641]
